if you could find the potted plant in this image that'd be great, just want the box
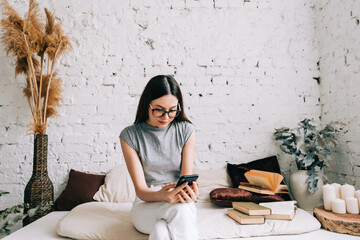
[0,0,71,224]
[0,191,50,237]
[274,118,345,209]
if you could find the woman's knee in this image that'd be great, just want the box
[131,205,156,234]
[165,202,197,219]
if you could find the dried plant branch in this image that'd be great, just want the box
[23,33,39,122]
[47,57,50,75]
[0,0,26,58]
[29,54,39,98]
[43,73,62,119]
[43,40,61,126]
[38,53,44,124]
[44,8,54,35]
[0,0,71,134]
[23,33,39,102]
[26,64,36,120]
[23,0,43,54]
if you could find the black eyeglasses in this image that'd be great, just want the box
[149,104,181,118]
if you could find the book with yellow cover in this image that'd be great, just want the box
[227,209,265,225]
[238,170,288,195]
[232,202,271,216]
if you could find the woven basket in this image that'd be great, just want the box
[23,134,54,226]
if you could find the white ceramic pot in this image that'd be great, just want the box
[289,170,323,211]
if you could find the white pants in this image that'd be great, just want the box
[131,196,198,240]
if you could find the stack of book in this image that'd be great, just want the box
[227,201,296,225]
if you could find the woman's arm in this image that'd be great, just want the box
[177,131,199,202]
[181,131,196,176]
[120,138,186,203]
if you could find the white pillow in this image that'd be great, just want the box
[57,202,147,240]
[195,167,230,203]
[196,202,321,239]
[93,165,136,203]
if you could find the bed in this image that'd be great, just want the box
[3,205,358,240]
[3,164,359,240]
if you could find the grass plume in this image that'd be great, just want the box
[0,0,71,134]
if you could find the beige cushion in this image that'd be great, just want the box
[93,167,229,204]
[57,202,147,240]
[93,165,136,203]
[196,202,321,239]
[195,167,230,203]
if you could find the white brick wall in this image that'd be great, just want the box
[0,0,326,215]
[316,0,360,188]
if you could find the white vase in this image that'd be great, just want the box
[289,170,323,211]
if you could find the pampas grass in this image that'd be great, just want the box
[0,0,71,134]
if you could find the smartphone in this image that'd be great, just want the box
[176,174,199,187]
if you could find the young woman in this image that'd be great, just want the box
[120,75,198,240]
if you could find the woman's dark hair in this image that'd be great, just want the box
[134,75,191,124]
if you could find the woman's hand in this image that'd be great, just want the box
[178,181,199,203]
[159,182,199,204]
[159,182,187,203]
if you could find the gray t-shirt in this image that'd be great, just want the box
[120,121,194,186]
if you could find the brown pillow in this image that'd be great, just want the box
[210,188,284,207]
[53,169,105,211]
[227,155,281,188]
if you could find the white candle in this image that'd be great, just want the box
[356,190,360,209]
[332,198,346,214]
[341,184,355,200]
[346,197,359,214]
[331,183,341,198]
[355,190,360,199]
[322,184,336,211]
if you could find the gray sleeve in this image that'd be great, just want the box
[182,121,195,146]
[119,126,138,152]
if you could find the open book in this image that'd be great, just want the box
[238,170,288,195]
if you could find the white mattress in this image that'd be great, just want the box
[3,210,359,240]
